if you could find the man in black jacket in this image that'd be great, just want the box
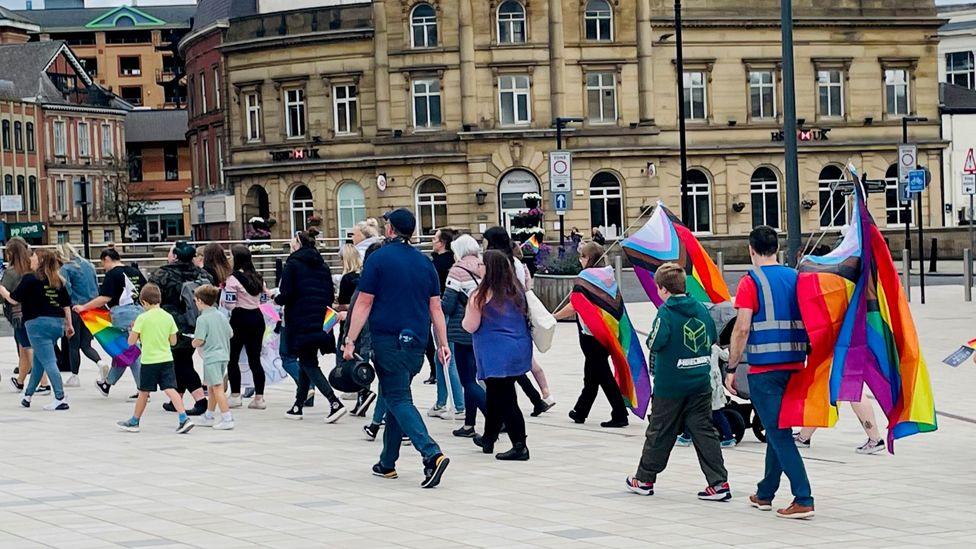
[149,242,211,415]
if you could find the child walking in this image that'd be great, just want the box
[117,284,194,434]
[192,285,235,430]
[625,263,730,501]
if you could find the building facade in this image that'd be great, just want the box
[17,4,193,109]
[939,3,976,227]
[210,0,944,243]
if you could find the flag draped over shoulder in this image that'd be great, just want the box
[80,308,140,367]
[570,266,651,418]
[621,202,730,307]
[781,188,936,451]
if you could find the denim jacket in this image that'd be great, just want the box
[61,257,99,305]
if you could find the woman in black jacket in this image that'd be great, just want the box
[275,228,346,423]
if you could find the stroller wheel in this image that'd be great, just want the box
[752,413,767,443]
[722,408,746,444]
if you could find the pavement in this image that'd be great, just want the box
[0,286,975,548]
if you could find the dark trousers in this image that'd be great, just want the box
[683,410,734,442]
[573,334,628,421]
[56,310,101,374]
[483,376,526,446]
[636,392,728,486]
[424,331,436,378]
[516,375,544,407]
[228,308,266,395]
[454,343,487,426]
[293,346,337,408]
[173,344,203,396]
[749,371,813,506]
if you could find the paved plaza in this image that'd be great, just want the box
[0,285,973,549]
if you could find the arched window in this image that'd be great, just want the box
[3,174,12,195]
[25,122,34,152]
[415,178,447,235]
[290,185,314,233]
[584,0,613,41]
[13,121,22,151]
[884,163,913,226]
[411,4,438,48]
[750,167,780,229]
[818,165,847,228]
[28,176,37,214]
[337,182,366,241]
[1,120,9,150]
[589,172,623,239]
[498,1,526,44]
[682,169,711,233]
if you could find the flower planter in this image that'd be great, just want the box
[533,273,577,312]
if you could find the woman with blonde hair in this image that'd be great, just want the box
[1,248,73,410]
[351,218,382,260]
[55,242,105,386]
[3,237,42,391]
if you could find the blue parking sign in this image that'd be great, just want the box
[907,169,926,193]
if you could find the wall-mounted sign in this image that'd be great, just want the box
[770,128,831,142]
[0,196,23,213]
[269,148,320,162]
[376,173,388,192]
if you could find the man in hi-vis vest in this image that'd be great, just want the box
[726,226,814,520]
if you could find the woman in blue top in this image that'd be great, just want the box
[463,250,532,462]
[56,242,105,386]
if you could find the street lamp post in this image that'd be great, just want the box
[781,0,802,266]
[77,176,91,259]
[674,0,689,224]
[554,116,582,247]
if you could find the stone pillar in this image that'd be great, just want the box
[459,0,477,128]
[548,0,565,119]
[373,0,391,134]
[636,0,655,124]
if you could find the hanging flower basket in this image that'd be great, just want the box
[522,192,542,209]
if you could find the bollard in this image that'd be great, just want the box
[928,238,938,274]
[965,249,973,303]
[614,254,623,287]
[717,251,725,278]
[902,249,911,303]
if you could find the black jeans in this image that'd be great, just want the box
[56,310,101,374]
[293,346,336,409]
[516,375,544,407]
[636,392,727,486]
[483,376,526,446]
[228,307,266,395]
[573,334,628,421]
[454,343,487,426]
[173,344,203,396]
[424,330,436,378]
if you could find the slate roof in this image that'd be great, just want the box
[124,109,188,143]
[941,83,976,115]
[14,5,195,32]
[0,41,73,101]
[0,6,36,26]
[191,0,257,33]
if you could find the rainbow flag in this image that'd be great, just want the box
[80,308,140,367]
[621,202,730,307]
[322,307,339,333]
[521,234,541,253]
[570,266,651,418]
[781,186,936,451]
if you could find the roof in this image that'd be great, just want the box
[0,41,76,101]
[941,83,976,114]
[124,109,188,143]
[191,0,257,33]
[14,5,195,32]
[941,19,976,33]
[0,6,35,25]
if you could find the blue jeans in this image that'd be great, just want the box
[372,390,387,425]
[454,343,486,426]
[107,304,142,386]
[749,370,814,507]
[278,324,301,384]
[435,343,465,411]
[373,334,441,468]
[24,317,66,400]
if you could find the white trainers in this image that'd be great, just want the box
[228,395,243,409]
[213,420,235,430]
[43,398,69,411]
[855,438,886,455]
[247,397,267,410]
[197,416,215,427]
[428,405,446,418]
[64,374,80,387]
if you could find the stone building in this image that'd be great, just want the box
[212,0,944,243]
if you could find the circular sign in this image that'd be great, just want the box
[552,160,568,175]
[376,173,387,192]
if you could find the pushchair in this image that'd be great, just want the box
[706,302,767,443]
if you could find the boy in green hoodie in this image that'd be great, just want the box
[625,263,730,501]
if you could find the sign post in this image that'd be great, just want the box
[74,177,91,259]
[965,164,976,291]
[552,117,582,248]
[898,144,917,257]
[907,168,928,304]
[551,191,572,216]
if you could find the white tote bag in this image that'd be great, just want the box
[525,290,556,353]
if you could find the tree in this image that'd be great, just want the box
[98,154,154,242]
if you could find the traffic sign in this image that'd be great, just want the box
[549,151,572,192]
[552,191,572,214]
[963,173,976,196]
[965,148,976,174]
[907,169,926,193]
[898,144,917,184]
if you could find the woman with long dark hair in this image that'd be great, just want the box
[225,245,269,409]
[2,237,39,391]
[201,243,232,287]
[275,228,346,423]
[1,249,73,410]
[463,250,532,461]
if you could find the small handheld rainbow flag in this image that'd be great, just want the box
[322,307,339,333]
[521,234,541,254]
[80,308,140,368]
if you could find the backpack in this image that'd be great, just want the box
[176,274,211,333]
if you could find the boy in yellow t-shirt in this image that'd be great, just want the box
[116,283,194,434]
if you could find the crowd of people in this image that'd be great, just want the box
[2,213,832,517]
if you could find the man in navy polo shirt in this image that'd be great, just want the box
[343,209,451,488]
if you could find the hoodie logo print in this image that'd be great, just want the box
[682,318,707,353]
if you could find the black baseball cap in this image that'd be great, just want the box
[383,208,416,237]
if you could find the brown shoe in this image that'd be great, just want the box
[749,494,772,511]
[776,501,815,519]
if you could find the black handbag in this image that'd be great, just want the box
[329,354,375,392]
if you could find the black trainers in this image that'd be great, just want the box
[324,400,347,424]
[9,377,23,392]
[36,385,51,395]
[421,454,450,488]
[304,393,315,408]
[162,401,177,413]
[697,482,732,502]
[176,418,194,434]
[371,463,398,479]
[531,401,554,417]
[453,426,476,438]
[363,423,380,441]
[472,435,494,454]
[187,398,208,416]
[20,397,30,408]
[285,405,303,420]
[352,391,376,417]
[601,418,629,428]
